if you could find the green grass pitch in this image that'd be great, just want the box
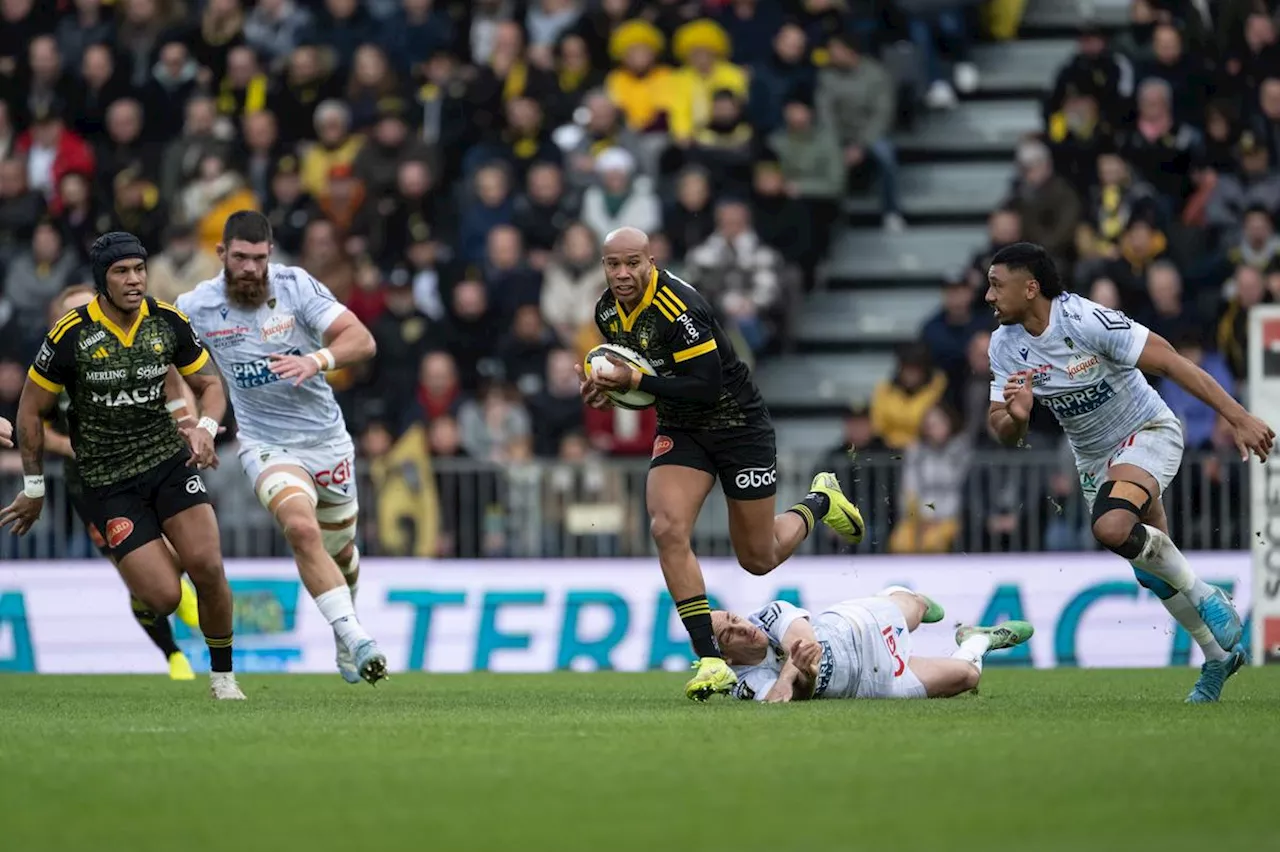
[1,669,1277,852]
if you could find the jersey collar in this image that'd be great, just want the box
[88,296,149,347]
[616,267,658,333]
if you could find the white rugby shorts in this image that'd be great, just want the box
[826,597,927,700]
[237,433,358,505]
[1076,414,1184,510]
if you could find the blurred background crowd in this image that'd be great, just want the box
[0,0,1276,560]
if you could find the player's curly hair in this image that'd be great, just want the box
[990,242,1062,299]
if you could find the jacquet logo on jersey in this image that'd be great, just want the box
[261,315,296,341]
[1066,354,1100,380]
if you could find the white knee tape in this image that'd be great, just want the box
[317,499,358,557]
[256,470,318,515]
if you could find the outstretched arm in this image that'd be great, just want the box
[1137,333,1274,460]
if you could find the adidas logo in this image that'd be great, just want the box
[91,347,109,360]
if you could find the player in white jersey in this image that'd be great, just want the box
[985,242,1274,702]
[178,211,387,685]
[712,589,1033,703]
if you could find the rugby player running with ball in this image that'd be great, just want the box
[580,226,865,701]
[1,232,244,700]
[986,242,1273,702]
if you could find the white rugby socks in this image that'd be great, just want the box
[1161,593,1230,662]
[952,635,991,673]
[1131,526,1216,603]
[315,586,372,650]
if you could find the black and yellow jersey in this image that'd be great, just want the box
[593,267,766,430]
[28,296,210,488]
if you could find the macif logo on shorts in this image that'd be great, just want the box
[734,466,776,491]
[652,436,673,459]
[173,579,303,672]
[1263,319,1280,377]
[105,518,134,549]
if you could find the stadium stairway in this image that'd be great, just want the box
[765,0,1129,455]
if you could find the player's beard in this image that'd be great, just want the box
[226,266,269,309]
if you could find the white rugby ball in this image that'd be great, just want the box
[584,343,657,410]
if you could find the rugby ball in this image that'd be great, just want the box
[584,343,657,410]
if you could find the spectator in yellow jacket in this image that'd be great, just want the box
[870,343,949,450]
[605,19,677,134]
[300,99,365,198]
[669,19,748,143]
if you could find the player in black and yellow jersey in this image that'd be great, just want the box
[580,226,865,701]
[41,285,204,680]
[0,232,245,699]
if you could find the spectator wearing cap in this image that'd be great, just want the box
[147,222,223,305]
[747,23,817,135]
[816,33,902,231]
[268,45,342,150]
[300,99,365,199]
[921,270,992,388]
[715,0,785,67]
[580,146,662,241]
[216,44,270,122]
[668,19,748,144]
[141,40,201,144]
[15,102,96,214]
[605,19,678,134]
[685,199,783,355]
[352,97,433,199]
[263,154,314,260]
[1006,139,1081,271]
[1205,132,1280,250]
[1046,21,1135,130]
[1117,77,1203,212]
[540,221,602,351]
[382,0,453,76]
[244,0,313,70]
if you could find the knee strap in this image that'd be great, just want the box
[1132,566,1177,600]
[1090,479,1153,526]
[316,499,359,558]
[256,469,318,516]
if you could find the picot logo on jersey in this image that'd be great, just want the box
[232,348,302,388]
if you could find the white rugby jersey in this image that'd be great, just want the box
[729,600,860,702]
[177,264,349,446]
[988,293,1171,459]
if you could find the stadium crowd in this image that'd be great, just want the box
[851,0,1279,555]
[4,1,1270,559]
